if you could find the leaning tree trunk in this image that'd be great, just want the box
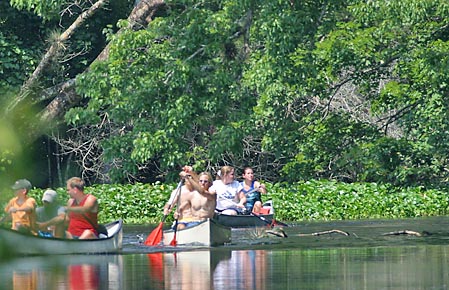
[5,0,109,116]
[8,0,167,142]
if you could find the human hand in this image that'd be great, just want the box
[182,165,193,173]
[36,222,46,230]
[179,171,191,180]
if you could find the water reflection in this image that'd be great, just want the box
[214,250,266,290]
[0,255,122,290]
[13,270,37,290]
[3,217,449,289]
[68,264,100,290]
[3,246,449,289]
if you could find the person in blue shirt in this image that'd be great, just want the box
[240,167,266,214]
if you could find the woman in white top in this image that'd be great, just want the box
[210,166,247,215]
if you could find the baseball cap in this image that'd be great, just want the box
[42,189,58,203]
[11,179,32,191]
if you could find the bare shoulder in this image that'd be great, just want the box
[67,198,74,206]
[88,194,98,202]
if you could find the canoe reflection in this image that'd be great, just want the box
[149,250,265,290]
[162,250,229,290]
[213,250,267,290]
[68,264,100,290]
[0,255,122,290]
[13,270,37,290]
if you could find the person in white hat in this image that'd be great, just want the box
[35,189,67,238]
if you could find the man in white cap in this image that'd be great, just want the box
[35,189,67,238]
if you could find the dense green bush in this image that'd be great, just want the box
[13,180,447,225]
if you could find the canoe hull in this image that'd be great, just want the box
[163,219,231,246]
[213,213,274,228]
[0,220,123,255]
[213,200,276,228]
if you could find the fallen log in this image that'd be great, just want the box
[381,230,422,237]
[296,229,350,237]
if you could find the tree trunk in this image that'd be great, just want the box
[12,0,166,142]
[5,0,109,116]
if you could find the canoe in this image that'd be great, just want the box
[162,218,231,246]
[0,220,123,255]
[213,212,275,228]
[213,200,276,228]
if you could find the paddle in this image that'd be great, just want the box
[144,180,183,246]
[250,212,289,228]
[169,178,183,246]
[217,188,289,227]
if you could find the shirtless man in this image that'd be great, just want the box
[164,166,216,230]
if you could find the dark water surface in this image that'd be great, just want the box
[2,216,449,289]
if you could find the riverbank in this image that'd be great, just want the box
[20,179,449,224]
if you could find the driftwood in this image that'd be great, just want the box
[381,230,422,237]
[296,229,350,237]
[266,228,288,238]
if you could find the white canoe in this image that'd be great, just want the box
[0,220,123,255]
[162,218,231,246]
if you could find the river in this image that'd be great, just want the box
[1,216,449,289]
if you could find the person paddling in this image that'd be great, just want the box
[164,166,216,230]
[241,166,267,214]
[4,179,37,234]
[36,189,67,238]
[65,177,99,239]
[210,166,246,215]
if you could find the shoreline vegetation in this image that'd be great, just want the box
[6,180,449,225]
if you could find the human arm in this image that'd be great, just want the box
[254,181,267,194]
[163,189,179,215]
[36,212,66,230]
[36,206,67,230]
[185,175,216,200]
[7,198,36,214]
[65,195,98,214]
[236,191,247,208]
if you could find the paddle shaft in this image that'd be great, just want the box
[170,179,184,246]
[144,180,183,246]
[217,187,289,227]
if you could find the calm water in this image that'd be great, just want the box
[2,217,449,290]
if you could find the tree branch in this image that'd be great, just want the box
[5,0,109,116]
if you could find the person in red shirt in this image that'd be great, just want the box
[65,177,99,239]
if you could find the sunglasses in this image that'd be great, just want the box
[199,180,209,184]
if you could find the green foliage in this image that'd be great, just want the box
[10,0,62,20]
[75,1,258,181]
[6,0,449,189]
[16,180,449,224]
[269,180,449,222]
[0,1,43,91]
[280,114,382,182]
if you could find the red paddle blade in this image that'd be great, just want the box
[144,222,164,246]
[169,232,177,246]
